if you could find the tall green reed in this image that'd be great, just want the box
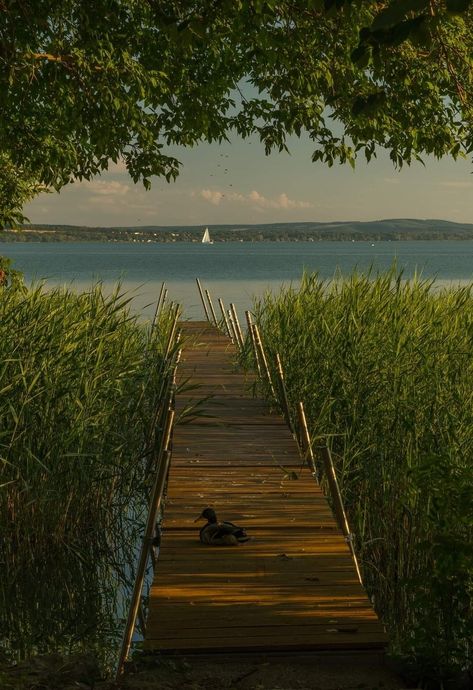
[0,277,175,667]
[242,269,473,680]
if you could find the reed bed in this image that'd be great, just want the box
[0,276,175,667]
[243,270,473,681]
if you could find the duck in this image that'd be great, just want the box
[194,507,250,546]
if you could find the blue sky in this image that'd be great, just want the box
[24,133,473,227]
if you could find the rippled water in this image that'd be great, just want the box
[2,240,472,318]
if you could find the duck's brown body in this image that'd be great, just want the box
[195,508,250,546]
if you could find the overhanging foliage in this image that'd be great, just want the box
[1,1,473,222]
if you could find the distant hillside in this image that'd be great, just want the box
[2,218,473,242]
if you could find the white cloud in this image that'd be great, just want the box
[81,180,130,196]
[201,189,226,205]
[199,188,313,210]
[246,190,313,210]
[438,180,473,189]
[75,178,162,217]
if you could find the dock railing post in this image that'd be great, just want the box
[296,401,318,477]
[245,312,262,378]
[319,445,363,585]
[196,278,211,322]
[163,303,181,361]
[230,303,244,350]
[218,298,233,340]
[116,408,175,678]
[117,312,181,677]
[227,309,240,351]
[275,353,293,433]
[151,282,166,335]
[252,323,277,400]
[205,288,219,327]
[142,309,180,488]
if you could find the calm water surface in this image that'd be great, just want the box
[2,241,472,319]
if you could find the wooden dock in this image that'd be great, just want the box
[145,321,387,653]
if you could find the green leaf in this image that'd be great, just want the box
[388,16,426,47]
[446,0,472,12]
[351,44,370,67]
[372,0,430,31]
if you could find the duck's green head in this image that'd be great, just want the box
[194,507,217,523]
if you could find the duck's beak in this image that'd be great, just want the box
[194,513,204,522]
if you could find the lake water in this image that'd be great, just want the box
[1,240,472,320]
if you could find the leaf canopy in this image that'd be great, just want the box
[1,1,473,222]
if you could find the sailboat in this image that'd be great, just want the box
[201,227,213,244]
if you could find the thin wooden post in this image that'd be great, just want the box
[218,298,232,340]
[319,445,363,585]
[230,303,244,350]
[163,303,181,361]
[143,319,180,477]
[152,344,181,461]
[205,289,218,327]
[196,278,211,321]
[116,409,175,678]
[275,353,293,433]
[227,309,240,350]
[252,323,276,399]
[151,282,166,334]
[296,402,318,476]
[245,311,262,378]
[162,288,168,311]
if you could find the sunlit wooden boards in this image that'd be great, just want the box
[145,321,387,653]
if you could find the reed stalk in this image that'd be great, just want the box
[240,269,473,679]
[0,279,177,670]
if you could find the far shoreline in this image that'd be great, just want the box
[3,217,473,243]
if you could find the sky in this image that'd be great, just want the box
[24,133,473,227]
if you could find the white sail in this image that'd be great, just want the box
[202,227,212,243]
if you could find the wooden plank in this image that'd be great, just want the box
[155,552,358,567]
[144,635,387,652]
[153,571,362,585]
[148,603,378,615]
[146,624,386,639]
[145,321,386,655]
[164,513,340,522]
[147,623,385,637]
[167,467,313,477]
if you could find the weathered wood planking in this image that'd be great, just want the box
[145,321,387,653]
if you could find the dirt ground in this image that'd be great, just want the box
[118,652,407,690]
[1,651,408,690]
